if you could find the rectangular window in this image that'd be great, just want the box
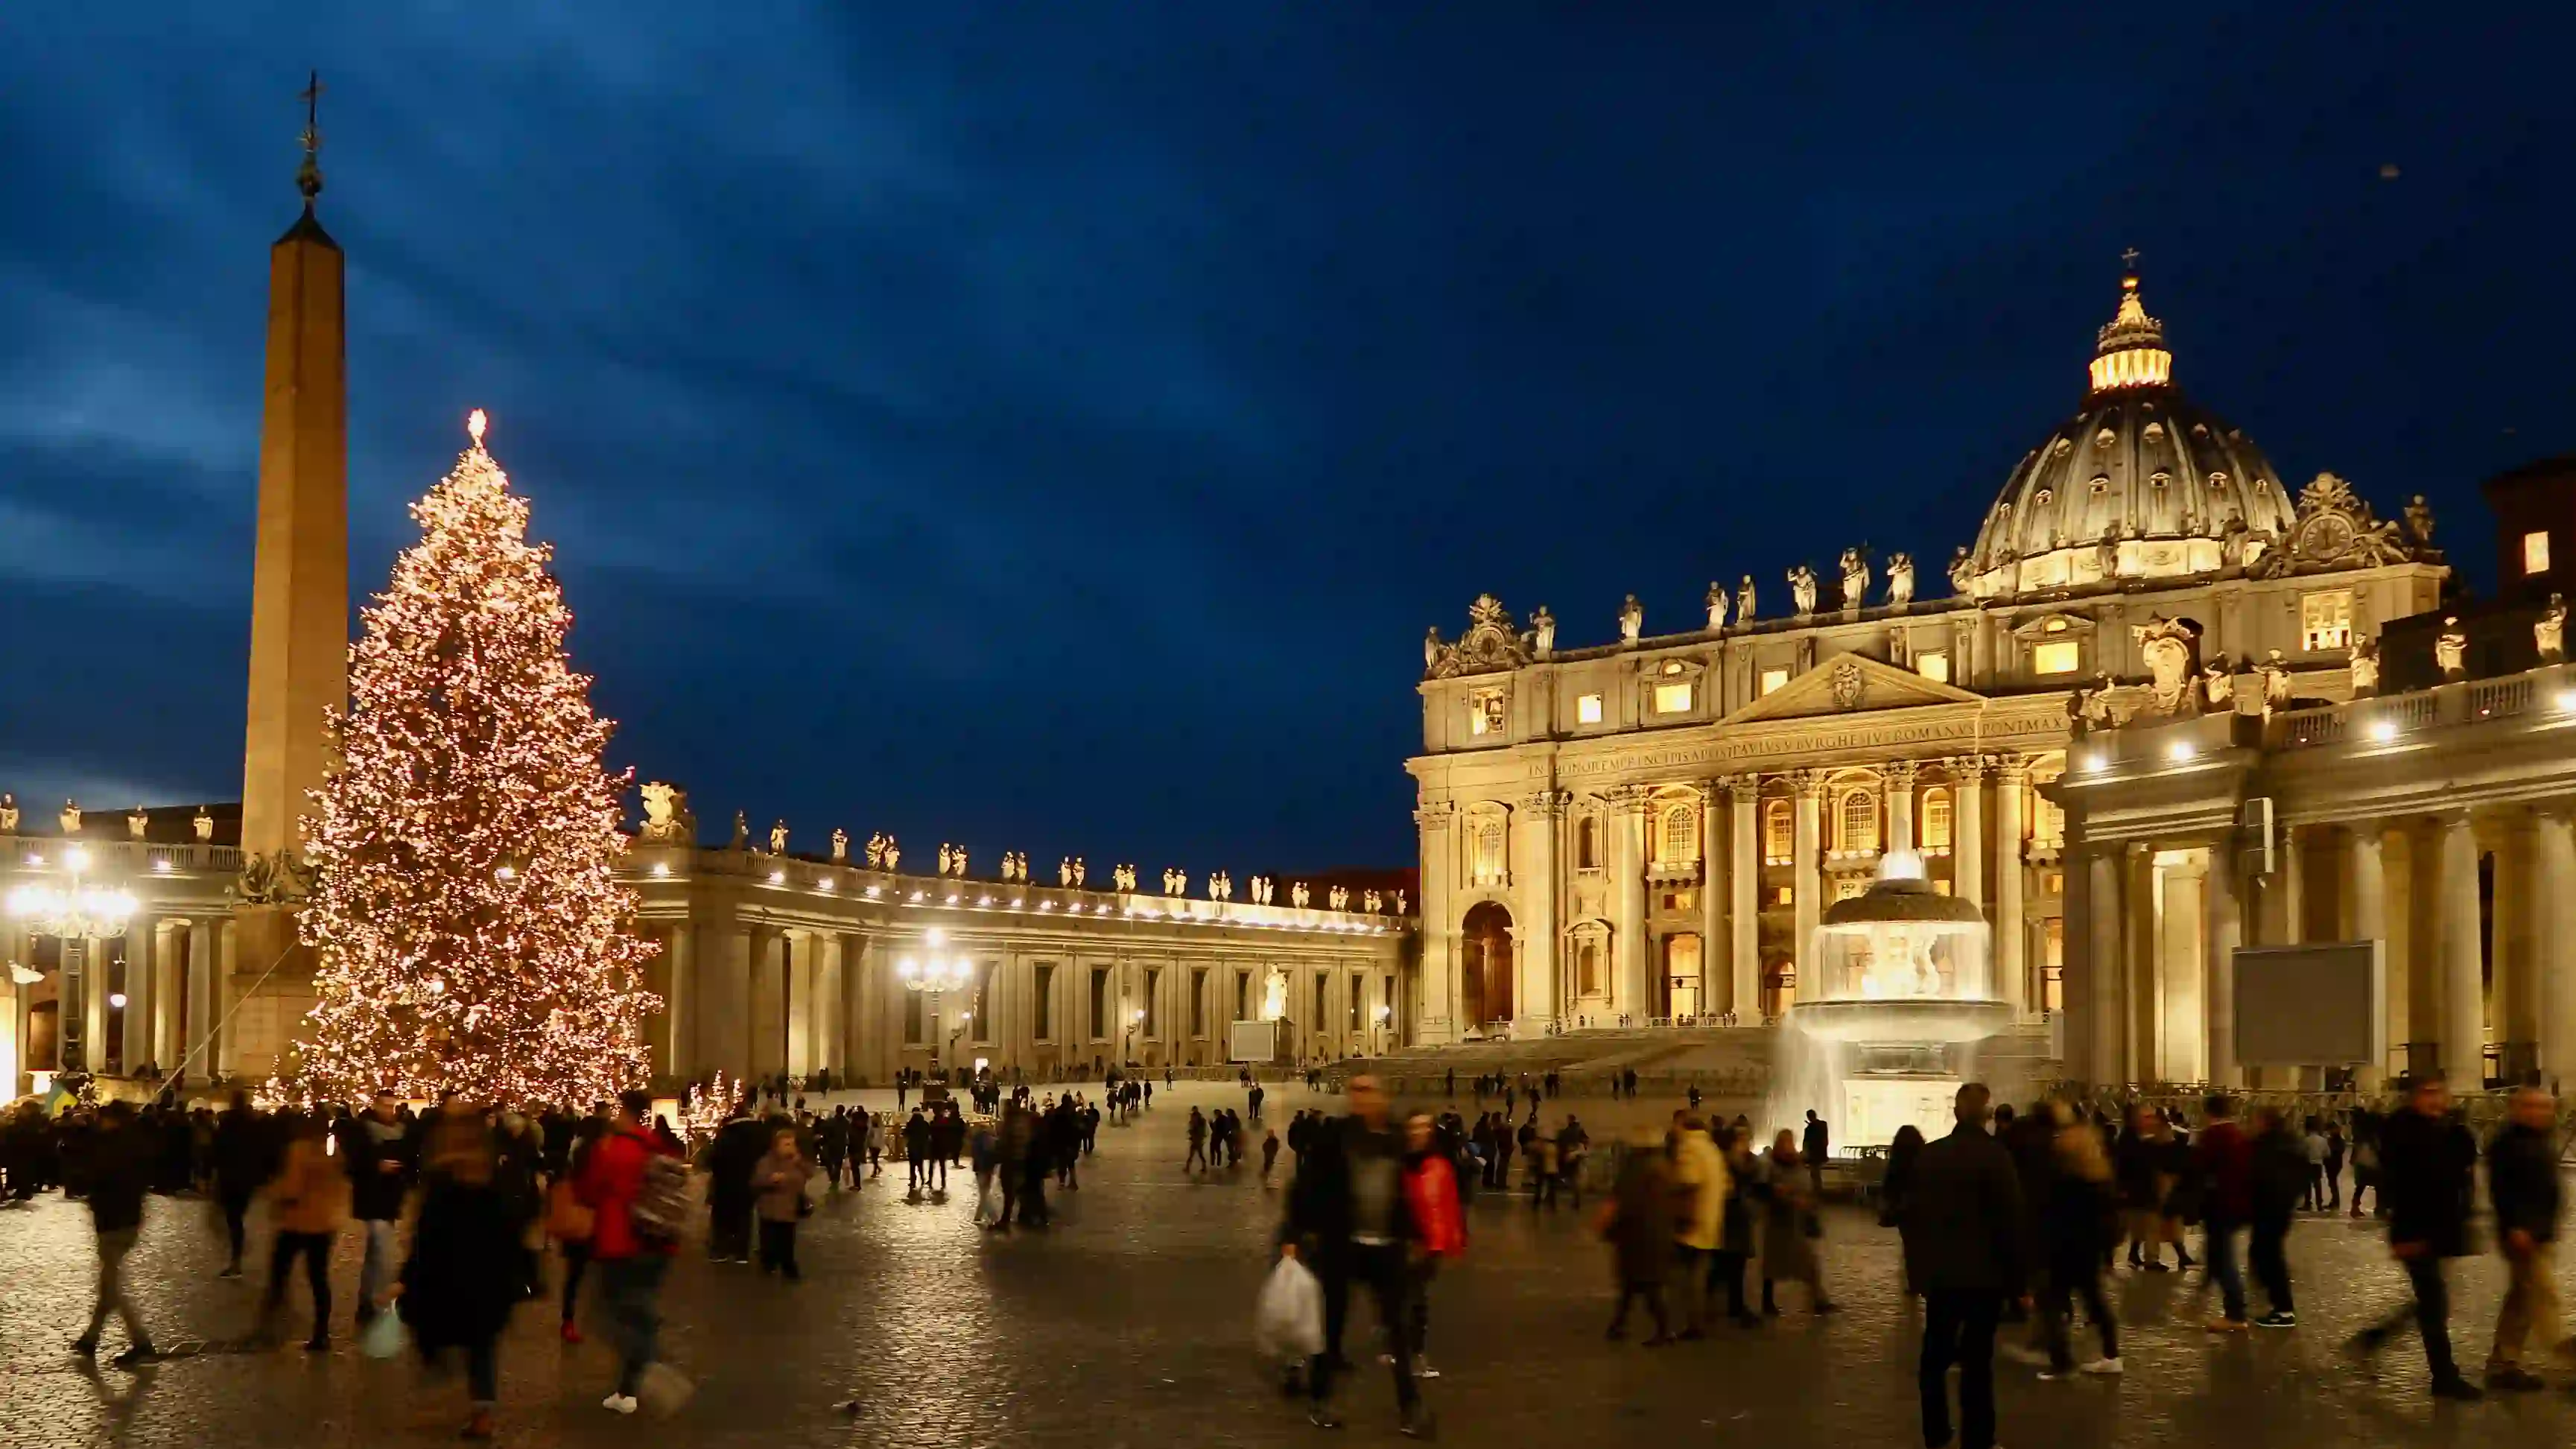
[1653,681,1693,714]
[1577,693,1604,724]
[1916,650,1950,683]
[1760,667,1790,696]
[1190,968,1207,1037]
[1468,688,1506,737]
[2033,640,2080,675]
[2300,589,2353,652]
[904,991,924,1044]
[1033,964,1055,1041]
[2527,530,2552,574]
[1089,968,1110,1040]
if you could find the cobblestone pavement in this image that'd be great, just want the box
[6,1081,2576,1447]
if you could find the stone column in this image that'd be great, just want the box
[2534,809,2576,1085]
[2275,826,2305,946]
[1515,791,1565,1036]
[1951,758,1987,910]
[1698,781,1726,1018]
[1728,776,1760,1021]
[1415,805,1458,1043]
[784,931,815,1077]
[1791,771,1825,1004]
[1885,760,1917,855]
[1611,787,1652,1021]
[699,922,754,1078]
[121,919,153,1076]
[813,932,846,1074]
[851,934,884,1083]
[2436,811,2486,1089]
[2205,840,2242,1088]
[153,921,183,1071]
[2123,844,2157,1079]
[659,923,694,1082]
[185,919,218,1082]
[2494,817,2539,1067]
[2085,848,2125,1084]
[2344,824,2388,1089]
[1994,759,2025,1015]
[748,928,787,1078]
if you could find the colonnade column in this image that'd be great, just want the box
[1611,786,1652,1021]
[2084,846,2125,1085]
[1515,790,1564,1036]
[1993,759,2025,1015]
[184,919,218,1082]
[2535,808,2576,1085]
[813,932,846,1074]
[2204,840,2242,1088]
[121,919,154,1074]
[2344,824,2389,1091]
[783,931,815,1077]
[2436,811,2486,1089]
[2493,817,2539,1068]
[1885,761,1917,855]
[1790,771,1824,1003]
[1728,776,1760,1021]
[1415,805,1458,1043]
[1952,758,1987,909]
[1698,781,1726,1018]
[658,923,694,1082]
[699,921,753,1079]
[153,921,183,1072]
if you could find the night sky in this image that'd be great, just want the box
[2,7,2568,871]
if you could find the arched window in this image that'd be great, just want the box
[1661,805,1697,863]
[1576,816,1599,871]
[1473,822,1506,884]
[1763,799,1792,863]
[1921,787,1953,849]
[1836,788,1879,855]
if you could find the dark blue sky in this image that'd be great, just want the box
[2,7,2567,870]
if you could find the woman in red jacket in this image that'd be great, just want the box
[1401,1112,1467,1378]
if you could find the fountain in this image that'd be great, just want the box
[1772,852,2010,1149]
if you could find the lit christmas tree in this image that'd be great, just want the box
[283,410,658,1108]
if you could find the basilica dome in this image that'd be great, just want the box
[1956,276,2295,600]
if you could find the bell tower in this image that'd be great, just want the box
[232,72,347,1079]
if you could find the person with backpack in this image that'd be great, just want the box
[577,1089,684,1415]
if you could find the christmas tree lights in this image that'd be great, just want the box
[282,410,658,1109]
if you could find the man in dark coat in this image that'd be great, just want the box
[70,1102,160,1364]
[210,1091,276,1278]
[1280,1074,1430,1438]
[1900,1084,2027,1449]
[2484,1085,2563,1390]
[2348,1075,2483,1399]
[2246,1105,2309,1328]
[705,1112,765,1260]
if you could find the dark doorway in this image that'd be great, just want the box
[1460,901,1514,1028]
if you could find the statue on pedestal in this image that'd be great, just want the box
[1058,857,1073,887]
[0,793,16,834]
[1886,553,1915,609]
[2538,594,2566,664]
[1393,890,1407,915]
[769,820,789,855]
[60,799,81,835]
[1704,582,1729,631]
[1291,881,1312,908]
[1947,545,1975,594]
[1260,967,1289,1022]
[2258,650,2294,711]
[831,828,848,863]
[2202,656,2238,709]
[128,807,148,840]
[2405,494,2436,547]
[1618,594,1643,644]
[866,832,889,869]
[729,811,749,849]
[1364,890,1383,913]
[1529,606,1556,655]
[1424,627,1441,671]
[1838,548,1871,611]
[1072,857,1086,887]
[1739,574,1757,622]
[640,783,693,843]
[193,805,215,843]
[2348,638,2382,697]
[1787,565,1818,618]
[2434,617,2468,679]
[883,837,901,872]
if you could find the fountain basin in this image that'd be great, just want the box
[1786,997,2012,1046]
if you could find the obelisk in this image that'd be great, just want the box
[232,73,348,1081]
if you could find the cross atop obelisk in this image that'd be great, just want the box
[296,70,324,203]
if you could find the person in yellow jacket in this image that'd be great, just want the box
[258,1113,352,1351]
[1669,1113,1730,1338]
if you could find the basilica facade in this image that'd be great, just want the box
[1409,272,2445,1053]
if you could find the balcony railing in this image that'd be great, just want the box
[2266,662,2575,751]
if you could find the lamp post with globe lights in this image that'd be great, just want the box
[5,845,139,1078]
[898,929,973,1083]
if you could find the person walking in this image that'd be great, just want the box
[256,1112,348,1350]
[2298,1116,2329,1213]
[749,1125,813,1281]
[902,1109,933,1194]
[706,1109,762,1258]
[1901,1084,2028,1449]
[1261,1129,1283,1185]
[1669,1114,1728,1338]
[577,1089,683,1415]
[1186,1108,1211,1173]
[549,1117,605,1343]
[1401,1111,1466,1378]
[345,1090,415,1333]
[2194,1094,2253,1332]
[209,1091,273,1279]
[2484,1085,2562,1391]
[69,1101,160,1366]
[1759,1130,1835,1315]
[2247,1105,2307,1329]
[2321,1118,2347,1214]
[1802,1110,1830,1197]
[1278,1074,1432,1438]
[400,1106,524,1440]
[2347,1074,2484,1400]
[2114,1108,2166,1271]
[2033,1103,2121,1378]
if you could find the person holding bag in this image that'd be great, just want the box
[750,1126,815,1281]
[548,1117,604,1342]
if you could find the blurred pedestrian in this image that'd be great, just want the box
[749,1125,813,1280]
[1902,1084,2028,1449]
[2347,1075,2482,1400]
[69,1101,159,1366]
[2484,1085,2562,1391]
[400,1105,524,1440]
[257,1112,348,1351]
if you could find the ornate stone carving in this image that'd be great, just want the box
[640,782,693,843]
[1886,554,1914,609]
[729,810,749,849]
[1529,606,1556,656]
[1885,759,1920,790]
[127,807,148,840]
[769,820,790,855]
[2250,472,2417,577]
[831,828,849,863]
[1393,889,1408,915]
[1786,768,1828,799]
[1739,574,1757,622]
[2069,676,2117,733]
[2405,494,2435,546]
[1944,755,1992,784]
[1069,856,1084,887]
[2348,638,2382,697]
[2539,594,2567,664]
[1705,581,1729,631]
[2202,656,2238,708]
[1947,546,1974,594]
[1329,885,1351,910]
[2257,649,2294,710]
[1787,565,1818,618]
[1058,856,1074,887]
[1829,657,1865,711]
[2131,614,2204,717]
[1618,594,1643,644]
[868,832,890,869]
[1521,789,1570,817]
[193,805,214,843]
[238,849,313,906]
[1838,548,1871,611]
[1426,594,1533,679]
[60,799,80,835]
[0,793,17,833]
[1291,881,1312,908]
[2434,616,2468,679]
[1363,889,1382,913]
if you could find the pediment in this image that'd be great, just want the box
[1719,653,1985,726]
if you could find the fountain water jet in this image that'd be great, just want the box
[1770,852,2009,1149]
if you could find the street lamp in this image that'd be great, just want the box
[898,948,973,1081]
[6,845,137,1077]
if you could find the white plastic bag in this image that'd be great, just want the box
[358,1308,405,1360]
[1254,1255,1325,1360]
